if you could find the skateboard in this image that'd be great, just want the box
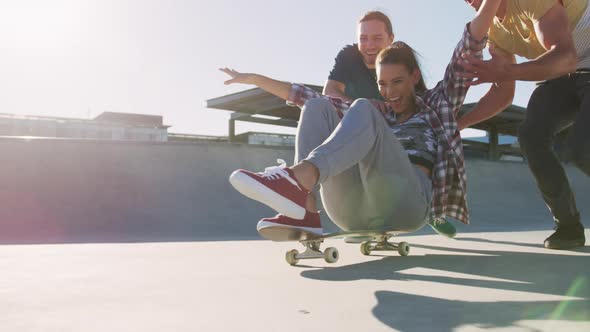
[258,226,411,266]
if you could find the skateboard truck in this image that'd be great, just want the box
[283,234,410,266]
[359,235,410,256]
[285,239,339,266]
[258,226,411,266]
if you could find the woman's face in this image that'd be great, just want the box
[377,63,419,115]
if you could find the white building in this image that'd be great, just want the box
[0,112,170,142]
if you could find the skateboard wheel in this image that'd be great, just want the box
[285,249,300,265]
[360,241,372,256]
[324,247,339,263]
[398,242,410,256]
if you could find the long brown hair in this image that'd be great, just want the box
[376,41,427,95]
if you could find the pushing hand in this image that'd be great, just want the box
[457,50,512,86]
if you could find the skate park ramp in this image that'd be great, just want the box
[0,137,588,331]
[0,137,588,243]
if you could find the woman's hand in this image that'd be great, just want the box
[219,67,292,100]
[219,67,258,85]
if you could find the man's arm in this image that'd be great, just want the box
[458,46,516,130]
[516,2,578,80]
[458,81,515,130]
[323,79,352,102]
[461,2,577,84]
[325,45,356,102]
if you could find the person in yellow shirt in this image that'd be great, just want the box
[459,0,588,249]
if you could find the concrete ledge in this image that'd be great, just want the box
[0,138,588,244]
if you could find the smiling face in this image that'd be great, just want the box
[377,63,420,115]
[357,20,394,69]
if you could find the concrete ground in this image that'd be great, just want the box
[1,140,589,331]
[1,230,588,332]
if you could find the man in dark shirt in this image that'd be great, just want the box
[324,11,392,102]
[322,11,458,238]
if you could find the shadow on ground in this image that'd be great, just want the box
[301,240,590,332]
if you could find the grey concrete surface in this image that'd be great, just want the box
[0,138,293,243]
[0,231,588,332]
[0,137,588,331]
[0,138,588,243]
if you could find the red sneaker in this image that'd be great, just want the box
[229,160,308,219]
[257,212,323,241]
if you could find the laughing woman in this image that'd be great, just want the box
[223,0,502,237]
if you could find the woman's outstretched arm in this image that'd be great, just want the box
[220,68,291,100]
[468,0,502,41]
[220,67,352,113]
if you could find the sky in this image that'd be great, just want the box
[0,0,536,137]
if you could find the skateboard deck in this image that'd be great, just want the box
[258,225,412,266]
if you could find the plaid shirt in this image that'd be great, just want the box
[287,25,487,224]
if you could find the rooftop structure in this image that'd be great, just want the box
[0,111,170,142]
[206,85,528,160]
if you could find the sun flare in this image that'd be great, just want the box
[0,2,85,50]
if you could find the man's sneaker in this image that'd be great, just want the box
[428,218,457,238]
[257,211,323,241]
[229,160,308,219]
[544,223,586,249]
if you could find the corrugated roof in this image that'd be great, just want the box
[206,86,526,136]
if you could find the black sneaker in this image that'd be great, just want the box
[544,223,586,249]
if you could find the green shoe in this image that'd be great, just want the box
[428,218,457,238]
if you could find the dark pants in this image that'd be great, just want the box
[518,71,590,226]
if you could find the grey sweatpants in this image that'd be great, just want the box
[295,98,432,232]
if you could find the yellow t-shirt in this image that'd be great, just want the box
[489,0,588,59]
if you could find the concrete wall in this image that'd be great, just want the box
[465,158,589,231]
[0,138,588,244]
